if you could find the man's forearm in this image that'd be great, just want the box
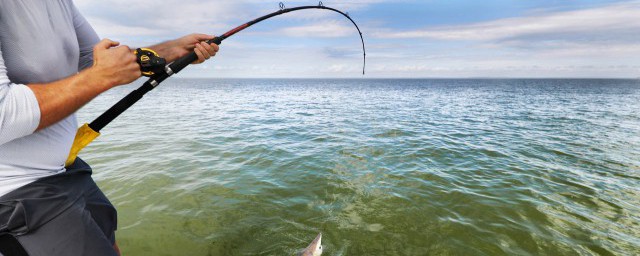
[27,35,216,132]
[27,39,142,131]
[28,68,115,131]
[146,34,218,63]
[147,40,183,63]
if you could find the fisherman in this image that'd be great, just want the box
[0,1,218,255]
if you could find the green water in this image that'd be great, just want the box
[77,79,640,255]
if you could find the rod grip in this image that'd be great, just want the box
[168,37,224,75]
[168,52,197,74]
[90,88,146,131]
[208,37,224,45]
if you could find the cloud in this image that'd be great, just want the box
[73,0,374,46]
[279,20,360,38]
[74,0,244,40]
[86,17,166,37]
[73,0,379,38]
[375,1,640,43]
[71,0,640,78]
[323,47,363,58]
[360,1,640,78]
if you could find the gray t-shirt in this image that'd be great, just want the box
[0,0,99,196]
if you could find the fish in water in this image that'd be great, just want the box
[298,233,323,256]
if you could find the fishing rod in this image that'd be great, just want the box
[65,2,367,166]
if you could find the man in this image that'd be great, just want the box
[0,1,219,255]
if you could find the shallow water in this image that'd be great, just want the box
[77,79,640,255]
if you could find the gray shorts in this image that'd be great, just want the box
[0,158,118,256]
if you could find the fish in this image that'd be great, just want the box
[298,233,323,256]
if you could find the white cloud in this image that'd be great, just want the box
[376,1,640,44]
[73,0,373,47]
[73,0,379,39]
[87,18,165,38]
[74,0,243,39]
[72,0,640,78]
[360,1,640,78]
[280,20,359,38]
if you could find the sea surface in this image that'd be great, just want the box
[77,79,640,255]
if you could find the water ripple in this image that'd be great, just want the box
[76,79,640,255]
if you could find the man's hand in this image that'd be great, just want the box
[28,38,142,131]
[150,34,220,64]
[91,39,141,89]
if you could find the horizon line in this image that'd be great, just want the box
[171,77,640,80]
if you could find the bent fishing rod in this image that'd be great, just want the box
[65,2,366,166]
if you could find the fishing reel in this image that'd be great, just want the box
[134,48,166,77]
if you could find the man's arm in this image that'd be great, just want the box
[71,0,100,71]
[146,34,219,64]
[28,39,141,131]
[26,34,218,133]
[0,39,134,145]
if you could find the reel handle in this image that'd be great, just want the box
[135,48,166,77]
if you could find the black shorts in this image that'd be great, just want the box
[0,158,118,256]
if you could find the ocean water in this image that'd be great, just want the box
[77,79,640,255]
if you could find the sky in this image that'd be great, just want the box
[74,0,640,78]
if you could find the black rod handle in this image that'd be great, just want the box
[168,37,224,75]
[89,84,153,131]
[168,52,197,74]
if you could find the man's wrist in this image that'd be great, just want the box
[147,39,180,62]
[83,67,117,92]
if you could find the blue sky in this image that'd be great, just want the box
[74,0,640,78]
